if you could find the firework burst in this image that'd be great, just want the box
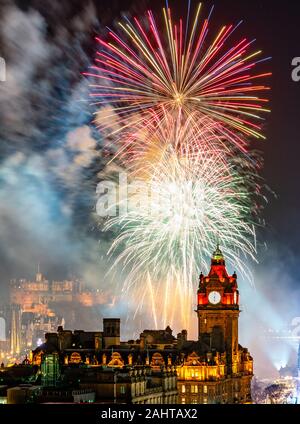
[102,116,261,330]
[91,2,271,332]
[87,1,271,152]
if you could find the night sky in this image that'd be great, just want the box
[0,0,300,377]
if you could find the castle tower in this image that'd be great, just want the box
[176,245,253,404]
[36,263,43,282]
[197,245,240,373]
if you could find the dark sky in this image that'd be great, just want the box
[13,0,300,251]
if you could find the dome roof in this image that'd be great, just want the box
[208,244,228,279]
[212,244,224,261]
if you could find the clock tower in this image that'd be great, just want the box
[197,245,239,373]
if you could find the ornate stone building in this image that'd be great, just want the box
[31,246,253,404]
[177,245,253,404]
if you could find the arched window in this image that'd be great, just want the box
[70,352,82,364]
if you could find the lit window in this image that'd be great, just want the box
[181,397,185,404]
[182,385,186,393]
[204,397,208,404]
[194,385,198,394]
[120,385,125,394]
[191,385,194,393]
[203,385,208,394]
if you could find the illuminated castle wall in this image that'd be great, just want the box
[8,269,110,356]
[10,271,108,311]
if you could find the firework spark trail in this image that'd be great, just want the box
[86,1,271,152]
[91,2,271,331]
[106,146,257,279]
[116,110,237,169]
[103,128,259,330]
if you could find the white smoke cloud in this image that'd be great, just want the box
[0,5,52,141]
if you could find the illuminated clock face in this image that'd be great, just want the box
[208,291,221,305]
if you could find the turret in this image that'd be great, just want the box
[197,245,239,308]
[196,245,240,372]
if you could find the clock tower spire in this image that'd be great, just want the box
[197,245,239,373]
